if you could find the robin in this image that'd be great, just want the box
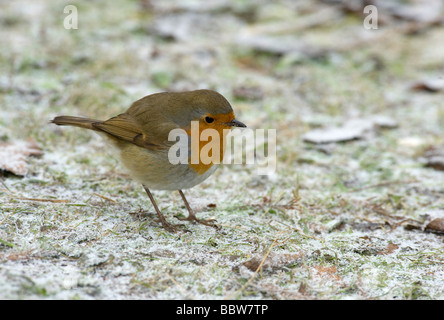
[51,89,246,233]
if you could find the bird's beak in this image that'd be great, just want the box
[226,119,247,128]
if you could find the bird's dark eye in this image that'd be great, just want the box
[205,116,214,123]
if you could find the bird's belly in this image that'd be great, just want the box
[115,141,218,190]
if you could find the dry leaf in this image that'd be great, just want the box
[0,139,43,176]
[422,146,444,171]
[241,251,304,272]
[425,218,444,234]
[302,126,363,144]
[237,34,326,58]
[376,243,399,255]
[232,85,264,101]
[311,265,343,282]
[151,12,242,42]
[411,78,444,93]
[302,116,397,144]
[387,0,443,24]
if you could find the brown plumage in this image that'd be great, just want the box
[51,89,246,233]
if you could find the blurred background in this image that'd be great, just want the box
[1,0,443,138]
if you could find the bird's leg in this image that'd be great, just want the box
[143,185,185,233]
[176,190,220,230]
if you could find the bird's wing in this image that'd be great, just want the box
[93,113,173,150]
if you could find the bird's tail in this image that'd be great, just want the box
[50,116,101,131]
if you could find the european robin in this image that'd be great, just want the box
[51,89,246,233]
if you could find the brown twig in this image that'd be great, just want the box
[224,229,287,300]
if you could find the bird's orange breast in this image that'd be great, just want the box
[186,112,234,175]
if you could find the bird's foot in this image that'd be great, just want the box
[175,214,221,230]
[156,218,191,234]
